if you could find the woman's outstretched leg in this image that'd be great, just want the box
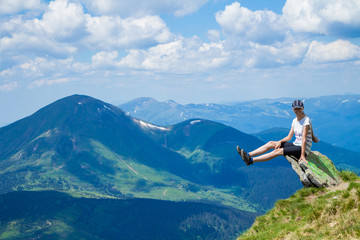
[252,148,284,163]
[237,141,280,165]
[249,141,277,157]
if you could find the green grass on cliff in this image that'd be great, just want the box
[238,170,360,240]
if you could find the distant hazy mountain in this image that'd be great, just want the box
[120,95,360,152]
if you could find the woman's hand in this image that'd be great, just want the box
[275,141,282,149]
[299,155,308,164]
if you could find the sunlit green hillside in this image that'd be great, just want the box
[238,171,360,240]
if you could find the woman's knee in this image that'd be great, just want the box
[267,141,277,149]
[273,148,283,156]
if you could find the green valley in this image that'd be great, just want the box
[0,190,258,240]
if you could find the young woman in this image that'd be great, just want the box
[237,100,319,166]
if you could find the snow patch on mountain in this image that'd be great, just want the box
[190,120,202,125]
[166,100,178,107]
[284,110,290,117]
[104,105,112,111]
[133,119,169,131]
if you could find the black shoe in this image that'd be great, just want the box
[237,146,253,166]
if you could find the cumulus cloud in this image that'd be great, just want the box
[215,0,360,43]
[91,51,119,68]
[213,2,311,68]
[0,0,44,15]
[213,1,360,68]
[305,40,360,63]
[118,37,230,73]
[1,33,77,59]
[1,57,86,80]
[207,29,221,42]
[0,0,84,60]
[1,0,360,94]
[100,35,309,72]
[215,2,286,44]
[1,0,86,41]
[245,40,309,68]
[38,0,87,40]
[1,0,174,51]
[80,0,208,17]
[84,15,173,50]
[1,0,174,70]
[283,0,360,36]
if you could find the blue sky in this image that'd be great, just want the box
[1,0,360,126]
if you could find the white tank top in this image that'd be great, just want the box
[292,116,312,154]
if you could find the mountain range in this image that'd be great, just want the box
[120,95,360,152]
[0,94,303,239]
[1,94,358,239]
[0,95,302,210]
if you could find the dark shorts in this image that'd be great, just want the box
[281,142,301,159]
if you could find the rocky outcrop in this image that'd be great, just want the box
[285,151,341,188]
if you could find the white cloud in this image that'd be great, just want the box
[0,81,19,91]
[28,78,72,89]
[38,0,87,40]
[215,2,286,44]
[213,1,360,69]
[172,0,208,17]
[1,0,86,40]
[84,15,173,50]
[245,40,309,68]
[91,51,119,68]
[80,0,208,17]
[118,37,230,73]
[1,0,360,93]
[1,33,77,59]
[305,40,360,63]
[0,0,44,15]
[1,0,174,60]
[19,57,50,76]
[213,2,312,68]
[283,0,360,36]
[214,1,360,42]
[1,57,86,80]
[207,29,221,42]
[0,0,84,59]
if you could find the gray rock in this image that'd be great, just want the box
[285,151,341,188]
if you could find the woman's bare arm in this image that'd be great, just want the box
[300,125,309,162]
[275,126,294,149]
